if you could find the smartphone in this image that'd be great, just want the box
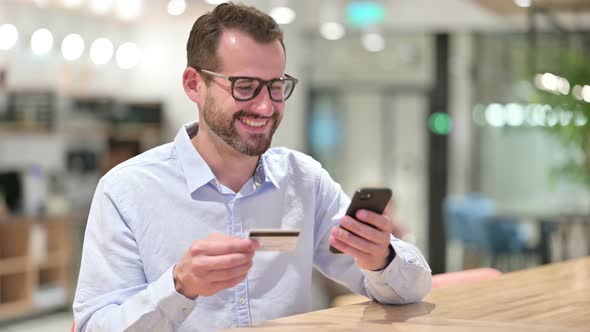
[330,187,392,254]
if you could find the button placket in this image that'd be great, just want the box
[231,198,252,326]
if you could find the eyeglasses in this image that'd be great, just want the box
[195,67,298,102]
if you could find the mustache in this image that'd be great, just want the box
[232,110,278,121]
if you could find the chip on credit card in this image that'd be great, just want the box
[248,229,300,251]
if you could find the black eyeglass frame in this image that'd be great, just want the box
[194,67,299,102]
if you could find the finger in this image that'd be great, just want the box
[211,272,248,289]
[191,239,257,256]
[383,199,404,237]
[192,252,254,273]
[383,199,394,216]
[329,236,372,262]
[207,232,231,240]
[331,226,380,254]
[204,261,253,282]
[390,217,405,239]
[354,210,393,233]
[340,216,390,245]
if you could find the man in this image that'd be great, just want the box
[73,3,431,331]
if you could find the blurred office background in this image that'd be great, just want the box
[1,0,590,330]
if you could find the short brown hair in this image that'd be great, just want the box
[186,2,285,72]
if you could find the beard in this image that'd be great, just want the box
[201,92,281,156]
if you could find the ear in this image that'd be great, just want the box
[182,67,205,105]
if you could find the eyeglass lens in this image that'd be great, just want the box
[233,78,294,101]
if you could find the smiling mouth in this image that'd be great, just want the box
[238,116,269,128]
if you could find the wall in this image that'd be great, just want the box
[0,1,307,166]
[448,32,475,196]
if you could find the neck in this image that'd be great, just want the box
[192,125,259,193]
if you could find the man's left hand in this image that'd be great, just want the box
[329,203,394,271]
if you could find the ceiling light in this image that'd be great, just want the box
[571,85,584,100]
[514,0,532,8]
[362,32,385,52]
[116,42,140,69]
[31,28,54,55]
[167,0,186,16]
[116,0,143,22]
[532,104,551,127]
[582,86,590,103]
[346,2,385,27]
[559,111,573,126]
[90,0,114,15]
[320,22,345,41]
[61,34,85,61]
[540,73,558,91]
[485,103,506,127]
[505,103,525,127]
[574,113,588,126]
[557,77,570,95]
[0,24,18,50]
[62,0,83,8]
[90,38,114,65]
[270,7,296,25]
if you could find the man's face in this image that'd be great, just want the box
[200,29,286,156]
[201,89,281,156]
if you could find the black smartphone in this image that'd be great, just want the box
[330,187,392,254]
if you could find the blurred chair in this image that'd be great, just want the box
[444,193,494,250]
[330,267,503,307]
[444,193,533,270]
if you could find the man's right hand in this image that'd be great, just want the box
[173,233,259,299]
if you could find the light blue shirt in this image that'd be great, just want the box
[73,123,432,332]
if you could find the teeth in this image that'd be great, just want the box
[240,117,268,128]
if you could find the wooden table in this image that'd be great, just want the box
[225,257,590,331]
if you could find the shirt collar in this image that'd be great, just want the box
[175,122,215,193]
[174,122,280,194]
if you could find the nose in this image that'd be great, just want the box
[249,86,275,117]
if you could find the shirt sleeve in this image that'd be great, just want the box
[312,167,432,304]
[361,237,432,304]
[73,180,197,331]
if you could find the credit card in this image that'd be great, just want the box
[248,229,300,251]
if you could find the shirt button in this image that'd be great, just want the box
[239,297,246,305]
